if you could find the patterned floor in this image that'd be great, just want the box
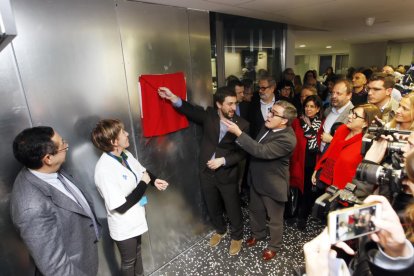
[150,207,325,276]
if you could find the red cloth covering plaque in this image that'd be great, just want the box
[139,72,189,137]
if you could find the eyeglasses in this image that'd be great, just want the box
[349,110,365,120]
[259,86,270,91]
[55,139,69,154]
[268,107,285,119]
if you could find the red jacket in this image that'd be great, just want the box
[314,124,363,189]
[289,118,323,193]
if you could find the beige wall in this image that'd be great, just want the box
[349,41,387,69]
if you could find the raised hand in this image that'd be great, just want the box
[158,87,179,103]
[221,119,242,136]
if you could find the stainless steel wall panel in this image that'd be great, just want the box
[116,1,211,273]
[1,0,212,274]
[11,0,131,274]
[0,45,33,275]
[187,9,213,108]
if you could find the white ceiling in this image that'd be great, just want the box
[138,0,414,52]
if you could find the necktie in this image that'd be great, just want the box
[57,173,99,240]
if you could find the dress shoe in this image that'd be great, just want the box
[229,239,242,255]
[262,248,277,261]
[209,232,226,247]
[246,237,258,247]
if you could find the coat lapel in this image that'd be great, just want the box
[23,168,88,217]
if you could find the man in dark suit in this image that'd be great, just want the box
[228,79,250,120]
[10,127,101,275]
[247,75,277,139]
[223,100,297,261]
[158,86,249,256]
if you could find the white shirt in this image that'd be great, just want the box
[94,150,148,241]
[29,169,88,205]
[260,96,275,121]
[321,101,351,151]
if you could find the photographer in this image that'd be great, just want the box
[303,195,414,276]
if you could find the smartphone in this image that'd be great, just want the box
[327,202,381,244]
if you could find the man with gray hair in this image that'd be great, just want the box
[247,75,277,139]
[223,100,297,261]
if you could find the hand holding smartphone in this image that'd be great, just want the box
[328,202,381,244]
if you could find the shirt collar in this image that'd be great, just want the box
[332,101,351,114]
[107,151,128,164]
[380,98,391,112]
[29,169,58,180]
[260,96,275,106]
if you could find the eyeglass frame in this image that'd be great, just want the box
[268,107,285,119]
[349,109,365,120]
[54,139,69,154]
[259,86,271,91]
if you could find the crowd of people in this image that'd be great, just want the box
[8,63,414,275]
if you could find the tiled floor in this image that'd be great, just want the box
[151,208,325,276]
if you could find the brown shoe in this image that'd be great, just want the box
[229,239,242,255]
[209,232,226,247]
[262,248,277,261]
[246,237,258,247]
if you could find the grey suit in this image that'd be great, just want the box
[10,168,100,276]
[323,102,354,130]
[236,127,296,251]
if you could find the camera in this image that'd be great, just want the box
[355,162,406,195]
[360,126,410,156]
[312,183,363,220]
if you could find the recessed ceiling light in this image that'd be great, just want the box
[326,45,332,49]
[299,44,306,48]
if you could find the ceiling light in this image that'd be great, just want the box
[299,44,306,48]
[365,17,375,27]
[326,45,332,49]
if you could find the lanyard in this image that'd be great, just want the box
[107,152,138,183]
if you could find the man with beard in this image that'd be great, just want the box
[248,75,277,139]
[320,79,354,152]
[158,86,249,256]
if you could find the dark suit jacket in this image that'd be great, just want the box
[247,93,276,138]
[247,96,266,139]
[238,101,250,120]
[236,126,297,202]
[10,168,101,276]
[177,100,249,185]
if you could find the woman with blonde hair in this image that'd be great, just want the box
[388,93,414,130]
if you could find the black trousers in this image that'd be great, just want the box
[200,171,243,240]
[115,235,143,276]
[298,164,317,220]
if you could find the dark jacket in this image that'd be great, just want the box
[236,126,297,202]
[177,100,249,185]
